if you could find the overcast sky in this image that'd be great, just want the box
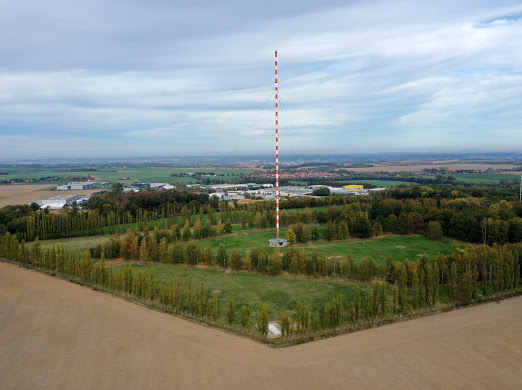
[1,0,522,159]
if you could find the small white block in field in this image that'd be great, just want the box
[268,322,282,337]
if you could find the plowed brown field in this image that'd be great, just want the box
[0,185,105,208]
[1,262,521,390]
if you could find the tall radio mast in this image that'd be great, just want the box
[275,50,280,240]
[269,50,288,247]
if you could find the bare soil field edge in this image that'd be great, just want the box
[1,262,522,389]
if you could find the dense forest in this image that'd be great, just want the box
[1,186,522,246]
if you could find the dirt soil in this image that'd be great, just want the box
[1,262,521,390]
[0,185,105,208]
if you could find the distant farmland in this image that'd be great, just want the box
[448,173,521,183]
[1,167,254,185]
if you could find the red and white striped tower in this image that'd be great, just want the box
[275,50,280,240]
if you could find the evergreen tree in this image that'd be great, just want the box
[285,228,297,245]
[147,268,156,300]
[289,255,299,275]
[318,253,328,277]
[257,305,269,338]
[392,282,398,317]
[335,294,343,327]
[365,290,373,323]
[199,279,206,317]
[449,262,458,306]
[257,249,268,273]
[139,237,149,261]
[159,238,169,263]
[216,244,228,268]
[373,222,383,236]
[227,300,235,326]
[206,298,213,318]
[230,249,243,271]
[379,285,387,319]
[204,244,214,266]
[212,293,219,323]
[311,226,319,241]
[515,262,521,293]
[250,248,259,269]
[241,305,251,331]
[323,302,331,330]
[427,220,443,241]
[412,269,420,313]
[295,301,303,334]
[312,310,321,334]
[303,305,311,335]
[425,263,435,309]
[354,286,361,323]
[268,248,282,275]
[281,311,290,338]
[371,285,379,321]
[301,225,311,243]
[182,220,192,241]
[398,264,407,314]
[350,302,357,326]
[432,262,440,309]
[458,270,475,305]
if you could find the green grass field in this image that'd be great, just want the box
[423,173,520,184]
[35,226,467,326]
[113,261,370,319]
[42,225,467,265]
[196,230,467,263]
[36,220,467,322]
[448,173,520,184]
[2,167,254,185]
[41,235,113,252]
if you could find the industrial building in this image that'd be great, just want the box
[56,181,101,190]
[202,183,258,190]
[35,195,85,210]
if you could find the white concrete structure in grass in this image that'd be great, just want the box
[268,322,282,337]
[268,238,288,247]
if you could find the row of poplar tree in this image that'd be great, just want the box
[90,226,521,304]
[0,232,520,342]
[0,232,273,337]
[6,183,522,246]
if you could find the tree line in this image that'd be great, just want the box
[0,232,520,344]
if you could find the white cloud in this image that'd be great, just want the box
[1,0,522,158]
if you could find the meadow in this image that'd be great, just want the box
[448,173,520,184]
[170,229,467,262]
[113,261,368,318]
[1,167,254,185]
[36,225,465,319]
[41,226,467,264]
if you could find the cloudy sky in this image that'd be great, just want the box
[1,0,522,159]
